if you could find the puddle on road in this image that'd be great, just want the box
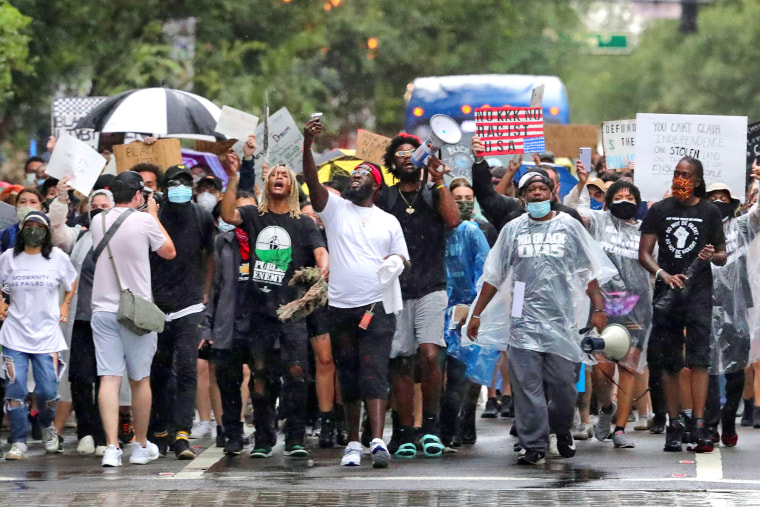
[530,461,607,488]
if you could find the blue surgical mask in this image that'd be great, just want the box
[167,185,193,203]
[590,197,603,210]
[526,200,551,219]
[218,218,235,232]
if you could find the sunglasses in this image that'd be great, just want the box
[166,180,192,188]
[395,150,415,157]
[351,169,372,177]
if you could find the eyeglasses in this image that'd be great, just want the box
[166,180,192,188]
[395,150,414,157]
[351,169,371,176]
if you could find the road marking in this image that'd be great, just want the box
[695,448,723,481]
[165,445,225,480]
[343,476,544,482]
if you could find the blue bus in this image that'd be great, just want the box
[404,74,570,138]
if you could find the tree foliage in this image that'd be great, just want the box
[0,2,32,111]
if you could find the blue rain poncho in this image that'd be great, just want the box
[472,211,618,363]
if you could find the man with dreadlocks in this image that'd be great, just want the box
[639,156,727,454]
[374,134,460,459]
[221,152,327,459]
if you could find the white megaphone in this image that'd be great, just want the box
[411,114,462,169]
[580,323,631,361]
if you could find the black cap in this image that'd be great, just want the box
[163,164,193,184]
[196,175,222,191]
[114,171,145,194]
[94,174,116,191]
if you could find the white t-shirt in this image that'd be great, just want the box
[0,248,78,353]
[90,208,166,314]
[317,192,409,308]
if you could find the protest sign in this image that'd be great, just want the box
[441,143,475,180]
[635,113,747,202]
[602,119,636,169]
[46,134,107,195]
[51,97,107,150]
[355,129,391,167]
[543,125,599,158]
[215,105,259,143]
[746,121,760,172]
[112,138,183,173]
[252,107,304,173]
[474,107,545,155]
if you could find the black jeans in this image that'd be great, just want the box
[69,320,105,444]
[212,340,253,439]
[149,312,203,436]
[440,355,469,441]
[705,370,744,428]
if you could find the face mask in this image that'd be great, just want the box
[196,192,217,213]
[590,197,603,210]
[16,206,35,224]
[218,218,235,232]
[22,226,46,247]
[25,173,36,185]
[671,177,695,200]
[456,201,474,221]
[167,185,193,203]
[608,200,638,221]
[712,201,735,220]
[37,179,46,186]
[526,199,551,219]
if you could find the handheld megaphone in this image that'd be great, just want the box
[411,114,462,169]
[580,323,631,361]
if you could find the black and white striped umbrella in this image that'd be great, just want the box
[76,87,222,141]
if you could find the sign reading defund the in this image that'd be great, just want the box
[635,113,747,202]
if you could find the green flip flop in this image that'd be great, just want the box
[393,442,417,459]
[420,434,444,457]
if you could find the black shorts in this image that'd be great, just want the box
[306,307,330,338]
[249,314,308,369]
[329,304,395,403]
[648,282,711,374]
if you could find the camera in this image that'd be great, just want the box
[142,189,165,207]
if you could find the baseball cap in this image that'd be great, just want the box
[196,175,223,191]
[163,164,193,183]
[22,210,51,229]
[113,171,145,194]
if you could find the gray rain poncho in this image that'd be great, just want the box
[711,204,760,374]
[473,211,618,363]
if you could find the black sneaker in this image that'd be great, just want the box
[693,420,714,453]
[459,410,477,445]
[153,432,170,458]
[174,438,197,460]
[556,433,576,458]
[249,438,273,458]
[283,440,309,458]
[680,412,694,444]
[664,420,685,452]
[500,395,514,418]
[118,412,134,445]
[215,426,225,448]
[335,419,349,447]
[650,413,666,434]
[753,406,760,429]
[740,398,754,427]
[481,398,499,418]
[224,436,243,456]
[318,415,335,449]
[517,449,545,465]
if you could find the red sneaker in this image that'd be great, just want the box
[721,431,738,447]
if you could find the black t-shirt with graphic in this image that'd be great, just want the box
[238,206,325,318]
[640,197,725,292]
[376,184,447,300]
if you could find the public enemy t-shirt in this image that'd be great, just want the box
[640,197,725,291]
[238,206,325,317]
[376,185,447,299]
[151,203,215,312]
[0,248,77,353]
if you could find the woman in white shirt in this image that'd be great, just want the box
[0,211,77,459]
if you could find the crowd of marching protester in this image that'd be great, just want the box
[0,116,759,470]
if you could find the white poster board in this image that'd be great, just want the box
[252,107,304,173]
[46,134,107,196]
[215,105,259,146]
[602,119,636,170]
[635,113,747,202]
[51,97,107,150]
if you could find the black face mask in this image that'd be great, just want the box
[713,201,735,220]
[608,200,638,221]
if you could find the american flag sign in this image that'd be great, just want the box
[475,106,545,155]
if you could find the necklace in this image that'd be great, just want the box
[352,205,374,228]
[398,186,420,215]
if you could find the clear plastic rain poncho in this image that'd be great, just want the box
[711,205,760,374]
[471,211,618,363]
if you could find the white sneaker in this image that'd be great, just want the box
[101,445,122,467]
[548,433,560,458]
[129,441,159,465]
[6,442,28,460]
[341,441,362,466]
[43,425,62,454]
[95,445,107,457]
[190,420,214,439]
[77,435,96,455]
[370,438,390,469]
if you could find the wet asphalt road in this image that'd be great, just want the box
[2,409,760,505]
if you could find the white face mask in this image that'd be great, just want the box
[196,192,218,213]
[25,173,36,185]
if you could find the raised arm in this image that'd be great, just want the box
[470,136,518,226]
[220,151,243,226]
[302,119,329,212]
[239,135,257,193]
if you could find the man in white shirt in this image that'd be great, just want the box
[302,119,409,469]
[89,171,176,467]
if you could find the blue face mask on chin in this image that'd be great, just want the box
[590,197,603,210]
[526,199,551,219]
[218,218,235,232]
[167,185,193,203]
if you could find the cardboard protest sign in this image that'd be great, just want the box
[112,138,183,174]
[252,107,304,173]
[355,129,391,167]
[441,143,475,180]
[46,133,107,195]
[602,119,636,169]
[635,113,747,202]
[746,121,760,172]
[543,125,599,158]
[474,107,546,155]
[51,97,107,150]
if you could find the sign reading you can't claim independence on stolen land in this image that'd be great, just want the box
[635,113,747,202]
[475,106,546,155]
